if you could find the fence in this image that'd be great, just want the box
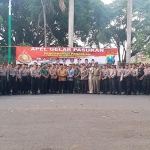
[0,47,16,63]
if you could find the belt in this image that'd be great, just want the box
[10,75,15,77]
[94,75,99,76]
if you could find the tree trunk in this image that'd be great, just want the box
[117,43,121,62]
[41,0,47,47]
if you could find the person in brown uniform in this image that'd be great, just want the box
[58,64,67,94]
[92,62,101,94]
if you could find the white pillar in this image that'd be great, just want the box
[126,0,132,63]
[68,0,74,47]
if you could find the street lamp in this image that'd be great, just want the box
[68,0,74,47]
[126,0,132,63]
[8,0,12,63]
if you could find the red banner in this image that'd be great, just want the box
[16,46,118,65]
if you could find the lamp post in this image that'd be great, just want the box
[68,0,74,47]
[8,0,12,63]
[126,0,132,63]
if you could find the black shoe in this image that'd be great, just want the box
[112,92,115,95]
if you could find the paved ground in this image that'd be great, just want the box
[0,94,150,150]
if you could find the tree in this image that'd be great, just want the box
[0,15,2,24]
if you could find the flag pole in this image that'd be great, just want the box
[126,0,132,63]
[68,0,74,47]
[8,0,12,63]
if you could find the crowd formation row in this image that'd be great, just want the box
[0,62,149,95]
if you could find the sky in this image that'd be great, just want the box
[101,0,113,4]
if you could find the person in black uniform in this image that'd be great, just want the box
[40,63,49,94]
[137,64,144,95]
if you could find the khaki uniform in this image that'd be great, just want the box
[88,67,93,93]
[58,69,67,81]
[93,67,101,94]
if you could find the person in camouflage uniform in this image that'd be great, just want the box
[74,64,81,93]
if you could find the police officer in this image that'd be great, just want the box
[108,64,116,95]
[40,63,49,94]
[57,64,67,94]
[80,64,88,94]
[74,64,81,93]
[142,64,149,95]
[31,63,41,95]
[7,63,18,95]
[137,64,144,94]
[93,62,101,94]
[49,64,57,94]
[131,63,138,95]
[101,64,108,94]
[116,64,124,95]
[67,64,75,93]
[0,63,8,95]
[123,64,131,95]
[19,64,29,94]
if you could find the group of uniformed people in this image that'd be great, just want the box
[0,62,149,95]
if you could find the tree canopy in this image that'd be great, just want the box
[0,0,149,62]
